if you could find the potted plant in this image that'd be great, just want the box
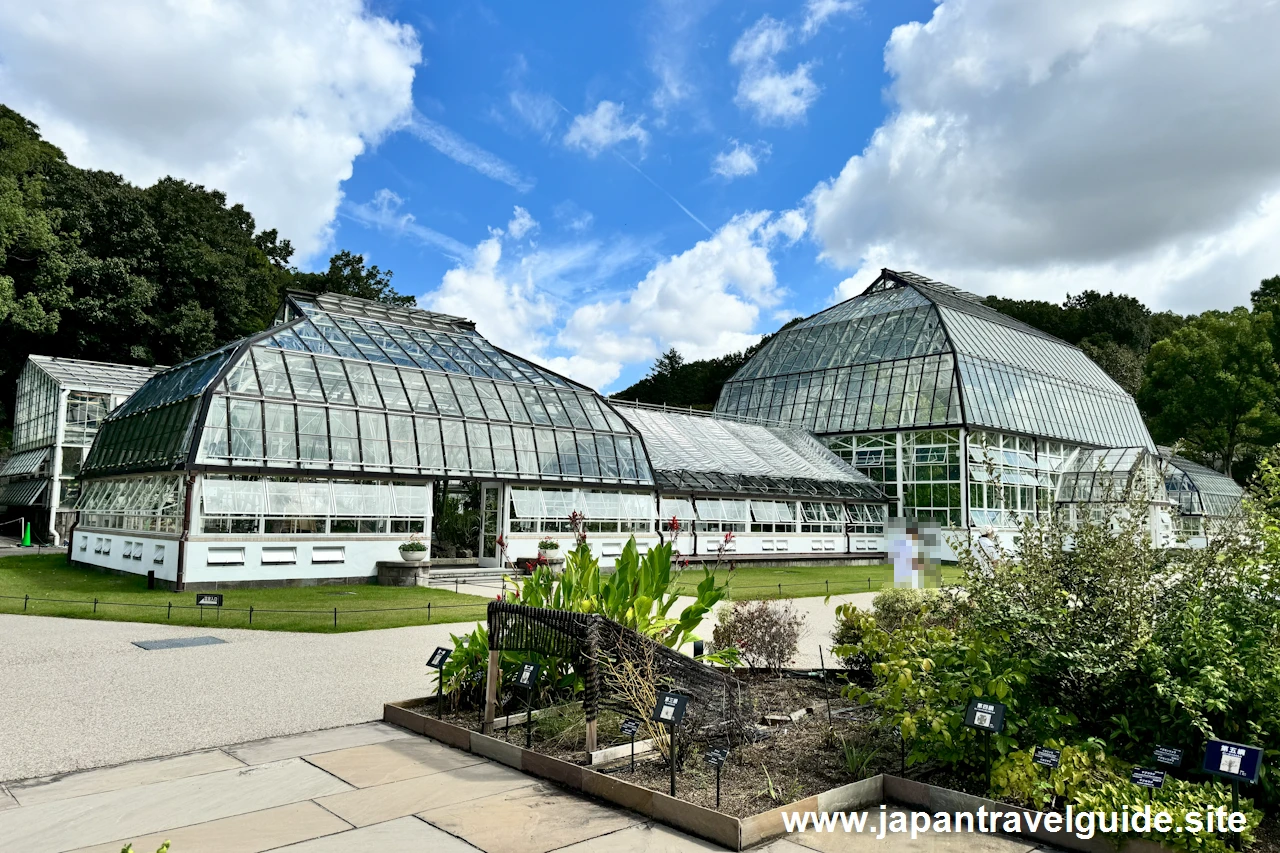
[537,538,559,560]
[399,533,428,562]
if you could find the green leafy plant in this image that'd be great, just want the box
[839,736,881,780]
[512,538,727,650]
[758,764,783,804]
[536,538,559,551]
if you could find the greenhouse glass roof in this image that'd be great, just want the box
[82,291,653,487]
[1159,450,1243,517]
[28,355,158,394]
[1055,447,1165,504]
[615,402,883,500]
[716,269,1154,450]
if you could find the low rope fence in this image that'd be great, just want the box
[0,573,907,628]
[0,592,493,628]
[450,574,894,596]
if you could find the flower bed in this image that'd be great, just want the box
[383,691,1171,853]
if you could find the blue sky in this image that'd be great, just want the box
[5,0,1280,391]
[334,0,934,390]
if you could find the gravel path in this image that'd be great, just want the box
[0,592,873,782]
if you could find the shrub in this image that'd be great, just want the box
[712,599,804,671]
[537,538,559,551]
[871,587,962,634]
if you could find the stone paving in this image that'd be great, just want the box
[0,722,1045,853]
[0,593,876,782]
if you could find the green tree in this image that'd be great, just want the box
[612,318,803,409]
[0,105,74,337]
[1078,338,1145,395]
[291,249,414,306]
[1138,308,1278,477]
[0,102,406,435]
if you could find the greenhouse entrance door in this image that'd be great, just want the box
[478,483,501,568]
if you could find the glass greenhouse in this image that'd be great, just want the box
[614,403,887,556]
[716,269,1240,543]
[1160,450,1243,539]
[0,356,156,543]
[71,291,886,587]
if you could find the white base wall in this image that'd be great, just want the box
[692,532,885,557]
[72,530,180,582]
[182,538,402,585]
[504,533,662,567]
[504,531,886,564]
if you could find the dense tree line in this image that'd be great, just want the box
[611,319,802,410]
[0,105,411,440]
[983,291,1186,396]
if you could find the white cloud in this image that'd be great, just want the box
[762,209,808,244]
[809,0,1280,313]
[736,66,820,126]
[407,114,534,192]
[646,0,716,119]
[0,0,420,262]
[506,206,538,240]
[502,54,561,139]
[564,101,650,157]
[553,201,594,234]
[418,220,655,390]
[507,89,561,137]
[421,235,557,357]
[712,140,771,179]
[345,189,470,259]
[730,16,821,125]
[558,211,803,387]
[730,16,790,66]
[801,0,860,37]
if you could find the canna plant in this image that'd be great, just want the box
[511,538,726,650]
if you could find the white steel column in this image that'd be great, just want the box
[959,427,970,530]
[895,432,905,517]
[47,387,70,543]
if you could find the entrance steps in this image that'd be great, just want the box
[426,565,508,588]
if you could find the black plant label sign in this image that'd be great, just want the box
[620,719,641,737]
[705,747,729,768]
[427,647,451,669]
[651,692,689,725]
[516,662,540,689]
[1131,768,1166,789]
[1032,746,1061,768]
[963,698,1006,733]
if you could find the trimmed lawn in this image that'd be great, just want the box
[669,562,963,600]
[0,553,491,633]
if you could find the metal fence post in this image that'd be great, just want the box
[333,607,338,628]
[23,594,28,611]
[167,601,172,619]
[93,598,98,613]
[249,605,254,625]
[427,601,431,621]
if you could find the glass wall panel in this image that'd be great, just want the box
[358,411,390,466]
[297,406,329,464]
[345,363,382,408]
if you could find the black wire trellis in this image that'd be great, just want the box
[487,600,755,747]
